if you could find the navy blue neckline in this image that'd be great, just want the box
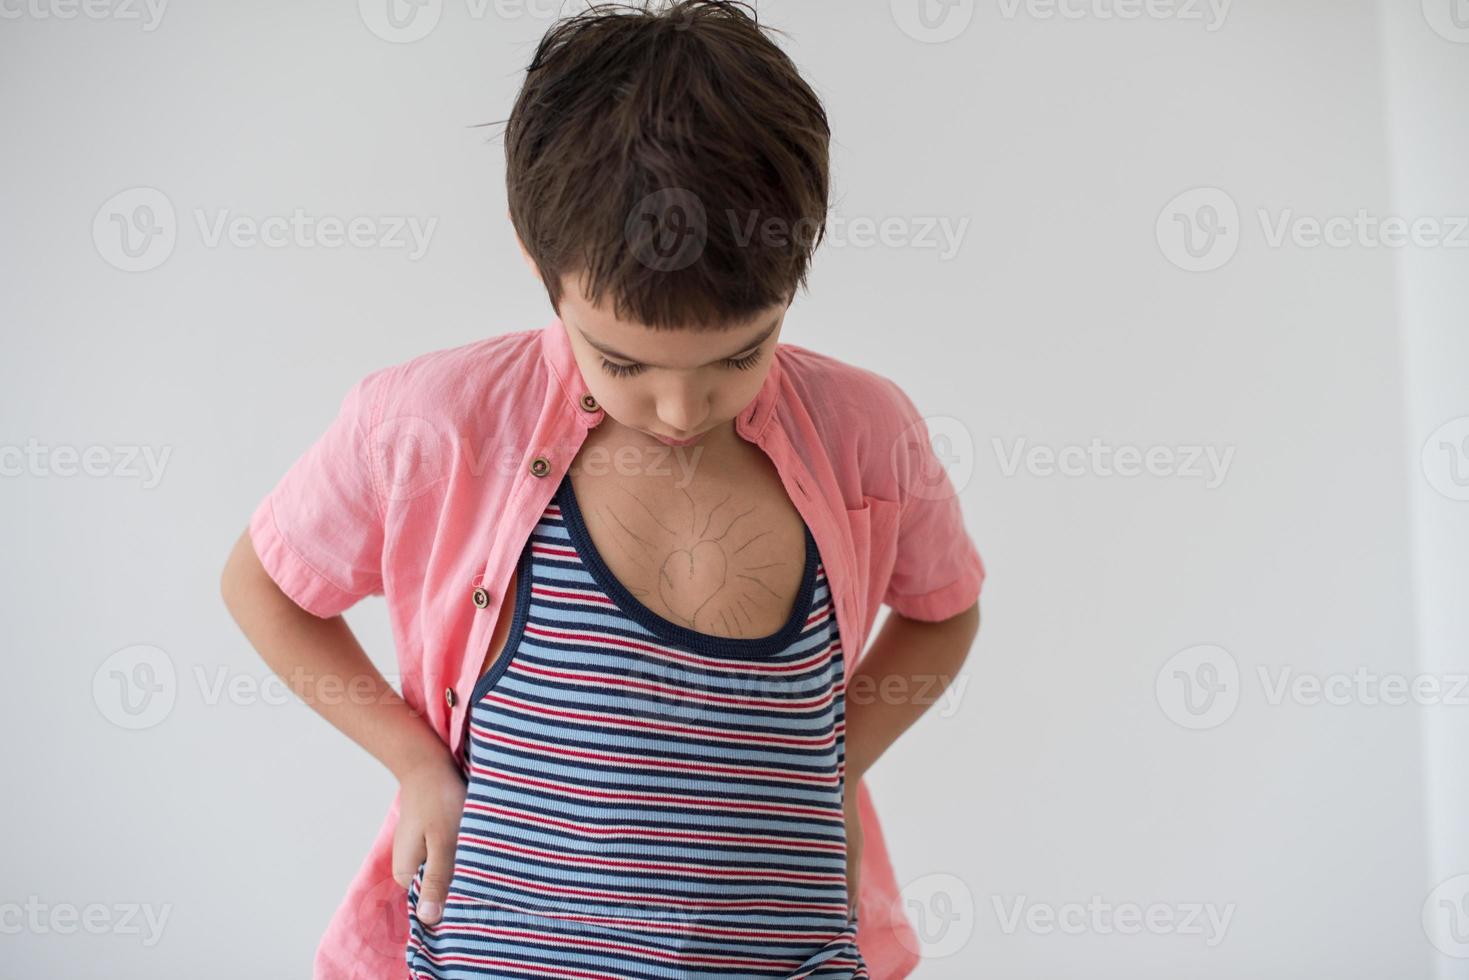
[553,473,820,659]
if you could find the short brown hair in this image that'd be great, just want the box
[503,0,830,329]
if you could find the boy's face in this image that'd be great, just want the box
[555,273,790,449]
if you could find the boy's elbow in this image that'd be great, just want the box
[950,599,981,641]
[220,527,264,612]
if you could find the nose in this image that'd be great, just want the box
[654,378,710,435]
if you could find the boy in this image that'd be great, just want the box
[221,2,983,977]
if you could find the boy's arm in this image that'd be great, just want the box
[219,526,466,925]
[219,526,447,781]
[840,599,980,916]
[844,600,981,781]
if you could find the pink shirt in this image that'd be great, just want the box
[249,316,986,980]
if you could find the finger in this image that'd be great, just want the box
[392,833,428,891]
[416,834,457,925]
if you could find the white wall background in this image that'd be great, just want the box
[1,1,1464,977]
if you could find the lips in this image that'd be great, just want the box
[652,429,702,443]
[650,430,703,447]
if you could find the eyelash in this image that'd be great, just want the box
[600,348,764,378]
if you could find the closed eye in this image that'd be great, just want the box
[599,346,764,378]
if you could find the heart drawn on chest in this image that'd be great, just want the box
[657,540,728,624]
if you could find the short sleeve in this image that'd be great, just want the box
[878,379,986,622]
[247,367,394,618]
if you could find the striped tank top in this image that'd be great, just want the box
[405,472,866,979]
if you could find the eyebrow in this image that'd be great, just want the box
[578,317,781,368]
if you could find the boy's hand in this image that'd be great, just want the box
[392,750,468,926]
[845,776,864,919]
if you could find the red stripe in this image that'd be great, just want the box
[483,690,838,750]
[467,726,840,787]
[471,766,845,823]
[509,659,839,712]
[462,798,846,854]
[521,621,838,676]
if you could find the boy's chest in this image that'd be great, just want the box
[564,421,812,641]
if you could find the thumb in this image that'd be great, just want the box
[416,835,456,925]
